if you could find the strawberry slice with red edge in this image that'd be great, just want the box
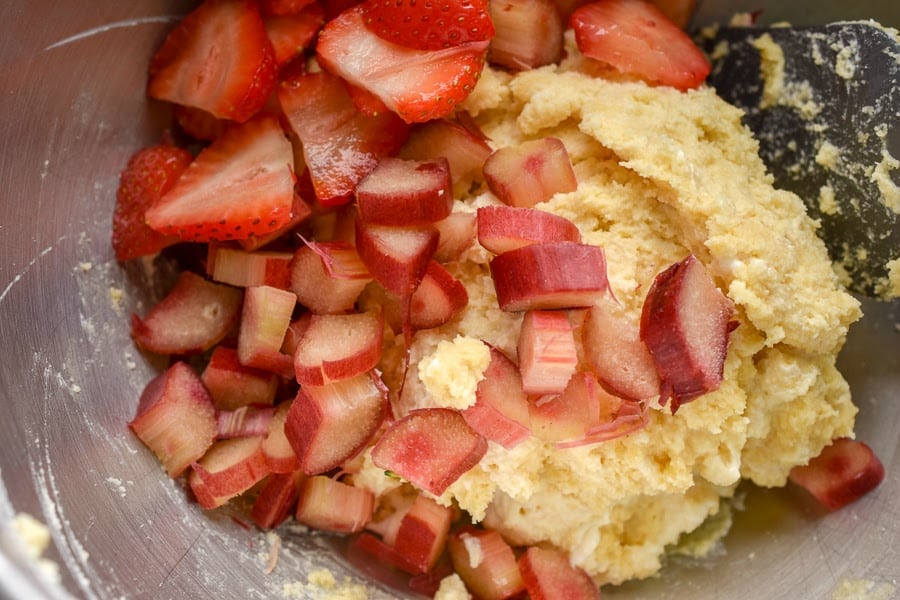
[316,5,490,123]
[570,0,710,91]
[359,0,495,51]
[147,0,278,122]
[145,116,296,242]
[278,70,410,206]
[112,144,192,261]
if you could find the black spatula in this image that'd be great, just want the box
[700,21,899,298]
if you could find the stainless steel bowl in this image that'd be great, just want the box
[1,2,897,598]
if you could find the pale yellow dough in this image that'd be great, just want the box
[356,36,861,587]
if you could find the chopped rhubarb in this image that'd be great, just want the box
[555,385,647,448]
[201,345,279,411]
[489,242,609,311]
[489,0,564,71]
[582,299,660,401]
[639,254,736,412]
[528,372,600,444]
[216,405,276,439]
[355,222,439,297]
[284,372,388,474]
[483,137,577,208]
[131,271,243,355]
[371,408,488,496]
[448,528,525,600]
[296,475,375,533]
[292,311,384,385]
[518,310,579,395]
[251,470,304,530]
[129,362,218,477]
[477,205,581,255]
[207,245,293,289]
[290,241,373,314]
[409,261,469,330]
[188,436,270,510]
[392,494,455,574]
[789,438,885,511]
[237,285,297,377]
[433,212,477,263]
[519,545,600,600]
[463,345,532,448]
[399,119,492,196]
[261,401,302,473]
[355,157,454,226]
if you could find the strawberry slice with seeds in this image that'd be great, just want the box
[112,144,192,261]
[278,70,410,206]
[147,0,278,122]
[570,0,710,91]
[145,116,295,242]
[359,0,495,51]
[316,6,490,123]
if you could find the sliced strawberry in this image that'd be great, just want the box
[569,0,710,91]
[259,0,319,16]
[359,0,495,51]
[371,408,487,496]
[111,144,192,261]
[173,105,227,142]
[518,545,600,600]
[129,362,218,478]
[131,271,243,355]
[263,3,325,68]
[789,438,885,511]
[278,70,409,206]
[147,0,278,122]
[145,116,295,242]
[316,6,490,123]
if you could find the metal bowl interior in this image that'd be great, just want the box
[1,2,897,599]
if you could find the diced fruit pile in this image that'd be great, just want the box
[115,0,885,596]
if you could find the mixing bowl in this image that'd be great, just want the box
[1,1,897,598]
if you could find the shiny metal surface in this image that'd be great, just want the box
[0,2,897,599]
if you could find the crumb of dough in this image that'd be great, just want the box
[10,513,61,585]
[435,574,473,600]
[818,185,840,215]
[418,336,491,410]
[831,578,897,600]
[872,149,900,214]
[281,569,369,599]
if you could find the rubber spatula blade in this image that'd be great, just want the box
[700,21,899,298]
